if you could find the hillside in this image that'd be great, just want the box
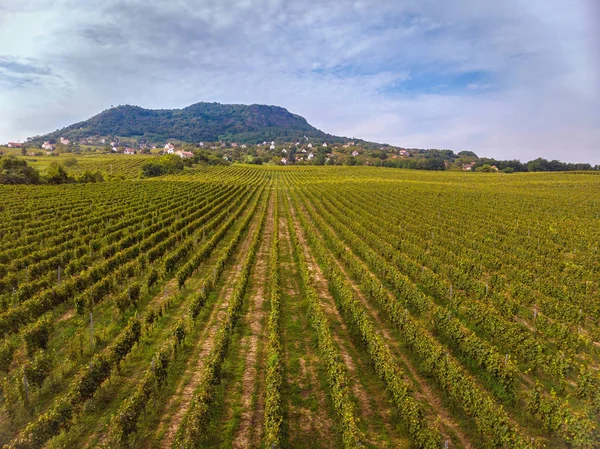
[30,102,346,144]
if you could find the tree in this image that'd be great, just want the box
[45,162,73,184]
[141,154,185,178]
[345,156,357,166]
[0,156,42,184]
[476,164,498,173]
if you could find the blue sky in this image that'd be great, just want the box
[0,0,598,162]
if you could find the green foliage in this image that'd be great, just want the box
[0,340,15,372]
[76,170,104,183]
[63,157,78,167]
[476,164,498,172]
[32,102,343,145]
[0,156,42,184]
[141,154,184,177]
[22,315,53,355]
[23,350,54,388]
[45,162,73,184]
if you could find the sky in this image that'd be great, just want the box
[0,0,599,163]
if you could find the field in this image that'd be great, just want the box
[0,165,599,449]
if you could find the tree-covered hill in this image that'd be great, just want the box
[30,102,347,144]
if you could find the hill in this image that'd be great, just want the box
[29,102,346,144]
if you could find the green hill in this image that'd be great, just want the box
[30,102,346,144]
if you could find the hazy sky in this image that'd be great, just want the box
[1,0,598,162]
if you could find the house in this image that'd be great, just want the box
[223,155,229,161]
[351,150,360,157]
[399,149,409,157]
[263,141,267,145]
[307,143,313,149]
[101,138,106,144]
[241,144,247,149]
[111,146,118,152]
[308,152,315,160]
[463,162,476,171]
[41,141,54,151]
[343,144,349,148]
[7,142,22,148]
[198,142,204,147]
[349,142,355,146]
[282,149,287,154]
[176,150,194,159]
[295,142,300,146]
[231,143,238,147]
[60,137,70,145]
[271,141,275,145]
[322,142,328,147]
[270,143,275,150]
[301,149,307,153]
[124,148,135,155]
[280,158,287,165]
[164,143,175,154]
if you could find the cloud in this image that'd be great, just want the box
[0,0,598,163]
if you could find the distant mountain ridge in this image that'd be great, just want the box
[30,102,348,144]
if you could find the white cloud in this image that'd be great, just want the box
[0,0,598,163]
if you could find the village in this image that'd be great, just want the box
[2,135,501,171]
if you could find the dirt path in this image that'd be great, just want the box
[150,204,266,448]
[278,207,338,448]
[296,195,474,449]
[287,196,409,448]
[231,194,274,449]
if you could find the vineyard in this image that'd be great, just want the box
[0,165,598,448]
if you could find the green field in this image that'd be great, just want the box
[0,165,598,448]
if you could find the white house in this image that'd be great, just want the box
[307,143,313,149]
[301,148,307,153]
[270,143,275,150]
[41,141,54,151]
[124,148,135,155]
[101,138,106,144]
[322,142,328,147]
[198,142,204,147]
[176,150,194,159]
[241,144,247,149]
[223,155,229,161]
[111,146,118,152]
[351,150,360,157]
[164,143,175,154]
[280,157,287,165]
[282,148,287,154]
[60,137,70,145]
[308,152,315,160]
